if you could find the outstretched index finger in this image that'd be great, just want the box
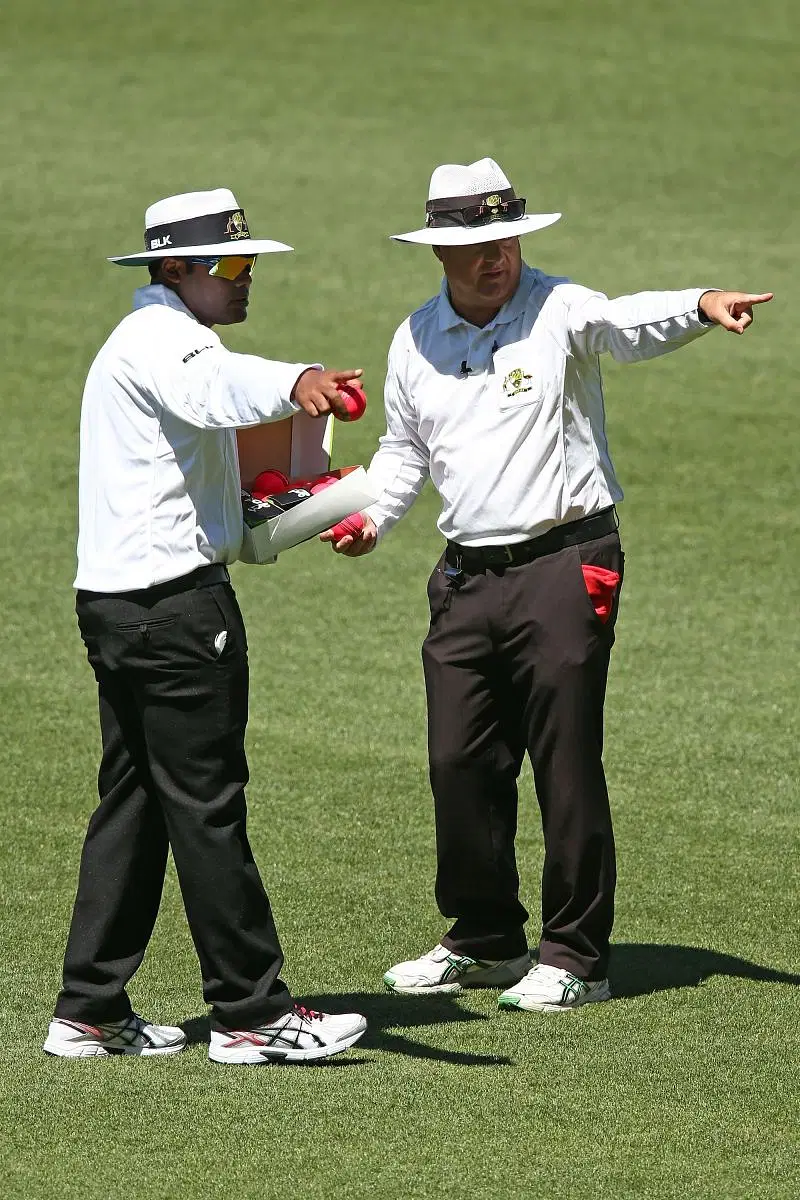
[330,369,363,383]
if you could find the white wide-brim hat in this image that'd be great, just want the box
[391,158,561,246]
[108,188,293,265]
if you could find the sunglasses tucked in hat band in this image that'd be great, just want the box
[187,255,256,280]
[390,158,560,247]
[425,188,527,230]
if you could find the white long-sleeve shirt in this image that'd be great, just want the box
[366,264,715,546]
[75,284,316,591]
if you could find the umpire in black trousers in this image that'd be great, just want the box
[323,155,771,1012]
[45,188,367,1064]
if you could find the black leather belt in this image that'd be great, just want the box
[446,508,618,571]
[80,563,230,602]
[144,563,230,598]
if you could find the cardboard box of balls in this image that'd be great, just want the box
[237,383,376,565]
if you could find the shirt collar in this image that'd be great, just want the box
[437,262,538,333]
[132,283,197,319]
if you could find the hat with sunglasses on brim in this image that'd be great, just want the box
[390,157,561,247]
[108,188,293,266]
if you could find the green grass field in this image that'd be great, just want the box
[1,1,798,1196]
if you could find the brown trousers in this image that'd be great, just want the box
[422,528,624,980]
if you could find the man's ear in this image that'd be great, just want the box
[432,246,444,265]
[160,257,183,284]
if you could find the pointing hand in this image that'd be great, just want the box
[699,290,773,335]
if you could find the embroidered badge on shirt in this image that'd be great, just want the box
[502,368,534,398]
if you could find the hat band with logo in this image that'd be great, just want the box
[425,188,526,230]
[145,208,251,253]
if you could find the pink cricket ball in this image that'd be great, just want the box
[331,512,365,541]
[335,383,367,422]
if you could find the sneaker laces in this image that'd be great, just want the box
[292,1003,323,1022]
[91,1013,149,1046]
[97,1013,144,1035]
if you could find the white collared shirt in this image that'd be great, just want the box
[75,284,315,591]
[366,264,714,546]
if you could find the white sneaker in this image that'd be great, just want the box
[43,1014,187,1057]
[498,963,611,1012]
[208,1004,367,1065]
[383,943,533,995]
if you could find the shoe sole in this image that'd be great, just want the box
[383,980,464,995]
[208,1021,366,1065]
[43,1039,186,1058]
[498,984,612,1013]
[383,955,532,996]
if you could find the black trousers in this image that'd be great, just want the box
[422,529,624,980]
[54,567,292,1032]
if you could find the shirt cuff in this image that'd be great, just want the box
[364,502,390,542]
[697,289,720,326]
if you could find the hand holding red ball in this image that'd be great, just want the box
[290,368,366,420]
[320,511,377,556]
[334,382,367,422]
[330,512,365,540]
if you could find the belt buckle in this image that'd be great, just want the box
[499,545,515,564]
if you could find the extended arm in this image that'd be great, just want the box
[567,286,772,362]
[567,287,715,362]
[158,346,361,429]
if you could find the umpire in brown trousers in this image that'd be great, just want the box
[323,156,771,1012]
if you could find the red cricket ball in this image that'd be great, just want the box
[309,473,339,494]
[331,512,365,541]
[334,382,367,422]
[251,468,290,499]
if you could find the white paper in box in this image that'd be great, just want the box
[236,411,376,565]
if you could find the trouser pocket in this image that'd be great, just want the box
[427,557,454,626]
[580,564,621,624]
[115,614,179,640]
[574,534,624,632]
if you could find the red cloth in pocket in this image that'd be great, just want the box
[581,564,621,623]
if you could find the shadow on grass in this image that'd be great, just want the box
[610,943,800,998]
[181,992,511,1066]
